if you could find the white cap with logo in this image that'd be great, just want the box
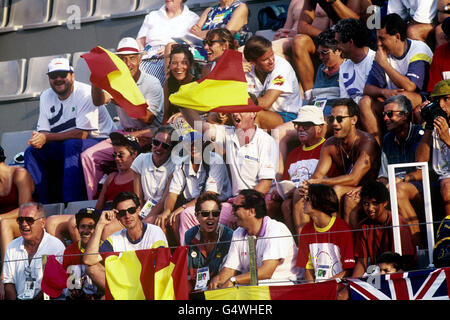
[47,57,74,74]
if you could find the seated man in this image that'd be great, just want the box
[2,202,65,300]
[402,80,450,218]
[268,105,327,234]
[24,58,116,204]
[209,189,302,288]
[297,98,381,227]
[244,35,303,129]
[83,191,168,291]
[81,37,164,200]
[297,184,355,282]
[387,0,437,43]
[63,208,102,300]
[352,181,416,278]
[360,13,433,145]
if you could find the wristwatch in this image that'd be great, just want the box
[229,276,237,286]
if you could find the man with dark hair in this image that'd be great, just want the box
[209,189,302,288]
[360,13,433,145]
[296,184,355,282]
[377,251,404,274]
[334,18,376,105]
[83,191,168,291]
[352,181,416,278]
[298,98,380,227]
[244,35,302,129]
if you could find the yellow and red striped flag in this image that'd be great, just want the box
[82,46,148,119]
[104,246,188,300]
[169,49,261,113]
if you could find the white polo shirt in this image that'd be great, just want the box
[131,152,175,202]
[169,152,232,202]
[2,232,66,300]
[136,5,200,47]
[37,80,116,138]
[213,125,278,196]
[223,216,302,285]
[246,54,302,114]
[387,0,437,24]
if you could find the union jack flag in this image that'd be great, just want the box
[348,267,450,300]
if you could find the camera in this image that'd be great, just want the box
[420,101,447,128]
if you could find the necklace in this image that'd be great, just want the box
[339,134,357,173]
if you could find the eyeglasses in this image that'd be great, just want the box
[116,206,138,218]
[197,210,221,218]
[293,122,315,130]
[232,204,246,212]
[327,115,352,123]
[203,39,225,47]
[48,71,69,79]
[17,216,43,225]
[152,138,172,150]
[382,110,405,118]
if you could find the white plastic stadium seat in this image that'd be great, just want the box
[187,0,217,10]
[65,200,97,215]
[0,59,26,102]
[0,0,51,33]
[72,51,91,84]
[38,0,95,29]
[43,203,65,217]
[82,0,137,22]
[10,53,72,101]
[111,0,162,18]
[0,0,8,28]
[0,130,34,166]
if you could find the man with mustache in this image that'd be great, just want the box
[24,57,116,204]
[2,202,65,300]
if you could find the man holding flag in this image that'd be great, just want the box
[81,37,164,200]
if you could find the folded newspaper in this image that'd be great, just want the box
[275,180,296,200]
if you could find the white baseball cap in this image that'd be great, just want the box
[115,37,144,55]
[47,57,74,74]
[292,105,325,125]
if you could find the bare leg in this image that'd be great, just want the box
[271,37,294,62]
[292,34,316,92]
[45,215,74,243]
[272,121,297,180]
[1,219,20,261]
[255,110,285,131]
[358,95,384,146]
[407,23,434,43]
[396,182,422,247]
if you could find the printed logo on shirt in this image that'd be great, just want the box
[244,155,259,162]
[272,75,285,86]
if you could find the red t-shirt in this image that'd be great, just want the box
[427,42,450,92]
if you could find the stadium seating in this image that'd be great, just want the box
[0,0,52,33]
[110,0,162,18]
[81,0,138,22]
[41,0,95,28]
[0,0,7,28]
[64,199,97,214]
[72,51,91,84]
[43,202,65,217]
[0,58,26,102]
[0,130,34,166]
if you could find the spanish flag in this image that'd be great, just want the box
[104,246,188,300]
[82,46,148,119]
[190,280,337,300]
[169,49,261,113]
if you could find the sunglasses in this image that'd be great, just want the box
[48,71,69,79]
[152,138,172,150]
[116,206,138,218]
[203,39,225,47]
[112,152,126,159]
[327,115,352,123]
[382,110,405,118]
[294,122,315,130]
[197,210,221,218]
[17,216,43,225]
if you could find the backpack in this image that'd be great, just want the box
[257,4,289,31]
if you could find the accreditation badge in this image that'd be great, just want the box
[194,267,210,291]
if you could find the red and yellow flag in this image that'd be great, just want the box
[104,246,188,300]
[82,46,148,119]
[169,49,261,113]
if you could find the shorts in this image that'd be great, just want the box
[277,111,297,122]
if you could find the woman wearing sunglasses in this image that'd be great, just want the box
[185,192,233,292]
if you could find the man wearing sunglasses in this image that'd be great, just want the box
[83,191,168,291]
[2,202,65,300]
[24,58,116,204]
[360,13,433,145]
[82,37,164,201]
[298,98,380,228]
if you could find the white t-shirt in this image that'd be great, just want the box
[213,125,278,196]
[432,128,450,180]
[223,216,302,285]
[339,49,376,104]
[37,80,116,138]
[2,232,66,300]
[387,0,437,24]
[169,152,232,202]
[246,55,302,114]
[131,152,175,202]
[136,5,200,47]
[116,71,164,130]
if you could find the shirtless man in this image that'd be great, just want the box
[295,98,380,227]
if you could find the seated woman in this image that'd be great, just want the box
[185,192,233,292]
[44,133,140,243]
[190,0,250,46]
[136,0,200,84]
